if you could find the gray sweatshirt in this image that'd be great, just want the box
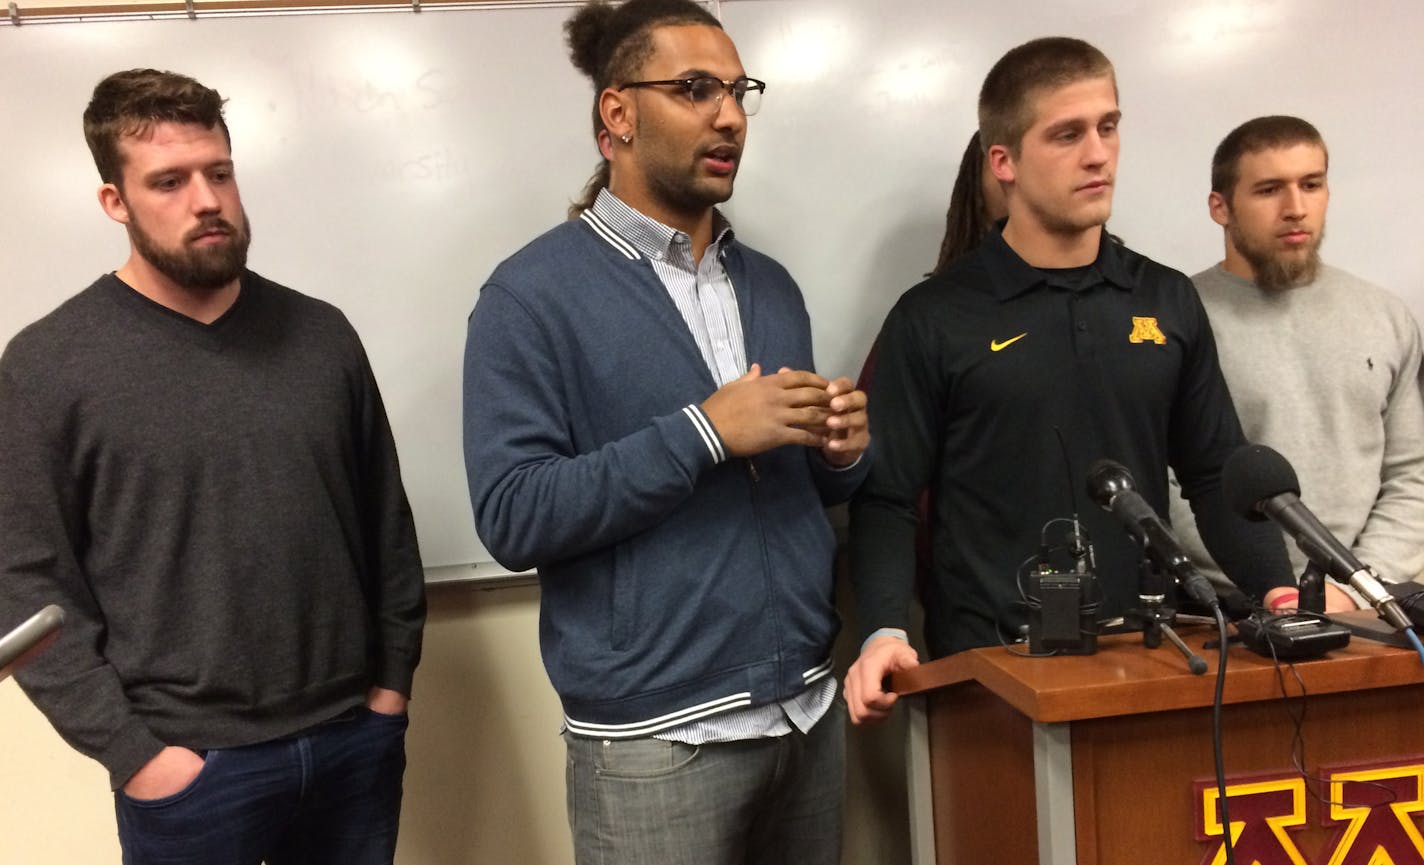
[1170,263,1424,584]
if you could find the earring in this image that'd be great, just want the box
[620,133,632,144]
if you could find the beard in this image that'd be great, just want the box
[646,168,735,217]
[636,116,738,216]
[1230,222,1323,292]
[641,149,737,216]
[128,209,252,291]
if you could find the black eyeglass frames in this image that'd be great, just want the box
[617,76,766,116]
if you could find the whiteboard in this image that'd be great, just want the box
[0,5,593,571]
[3,0,1423,572]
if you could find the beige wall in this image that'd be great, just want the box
[1,575,910,863]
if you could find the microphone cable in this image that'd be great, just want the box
[1404,627,1424,667]
[1384,582,1424,666]
[1208,601,1236,865]
[1257,609,1398,813]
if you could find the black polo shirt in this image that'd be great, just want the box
[849,227,1293,658]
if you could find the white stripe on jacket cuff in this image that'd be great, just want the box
[682,404,727,464]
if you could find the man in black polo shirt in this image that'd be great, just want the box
[843,37,1296,724]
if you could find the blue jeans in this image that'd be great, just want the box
[564,701,845,865]
[114,706,407,865]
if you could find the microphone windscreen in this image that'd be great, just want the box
[1085,458,1133,509]
[1222,444,1300,521]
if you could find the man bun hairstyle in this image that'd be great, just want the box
[565,1,619,82]
[978,37,1114,157]
[83,68,229,189]
[566,0,720,93]
[564,0,722,217]
[1211,115,1327,201]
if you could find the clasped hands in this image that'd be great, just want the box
[700,363,868,465]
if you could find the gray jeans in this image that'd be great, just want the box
[563,701,845,865]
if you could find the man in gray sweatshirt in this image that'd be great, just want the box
[1171,115,1424,610]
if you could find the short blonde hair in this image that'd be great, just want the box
[978,37,1114,157]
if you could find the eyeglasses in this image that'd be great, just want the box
[618,76,766,117]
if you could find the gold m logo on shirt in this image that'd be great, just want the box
[1128,316,1167,345]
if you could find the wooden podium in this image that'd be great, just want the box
[891,612,1424,865]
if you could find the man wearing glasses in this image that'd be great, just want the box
[463,1,869,862]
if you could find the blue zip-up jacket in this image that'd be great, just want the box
[463,211,869,737]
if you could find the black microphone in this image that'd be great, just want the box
[1085,459,1219,609]
[1223,443,1412,631]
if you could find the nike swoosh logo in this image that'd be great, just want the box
[990,333,1027,352]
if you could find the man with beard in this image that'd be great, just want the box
[463,1,869,861]
[1168,116,1424,605]
[0,69,425,864]
[844,38,1296,725]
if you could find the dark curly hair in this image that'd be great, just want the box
[564,0,721,217]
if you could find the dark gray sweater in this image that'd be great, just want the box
[0,272,425,789]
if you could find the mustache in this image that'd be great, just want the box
[185,218,239,243]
